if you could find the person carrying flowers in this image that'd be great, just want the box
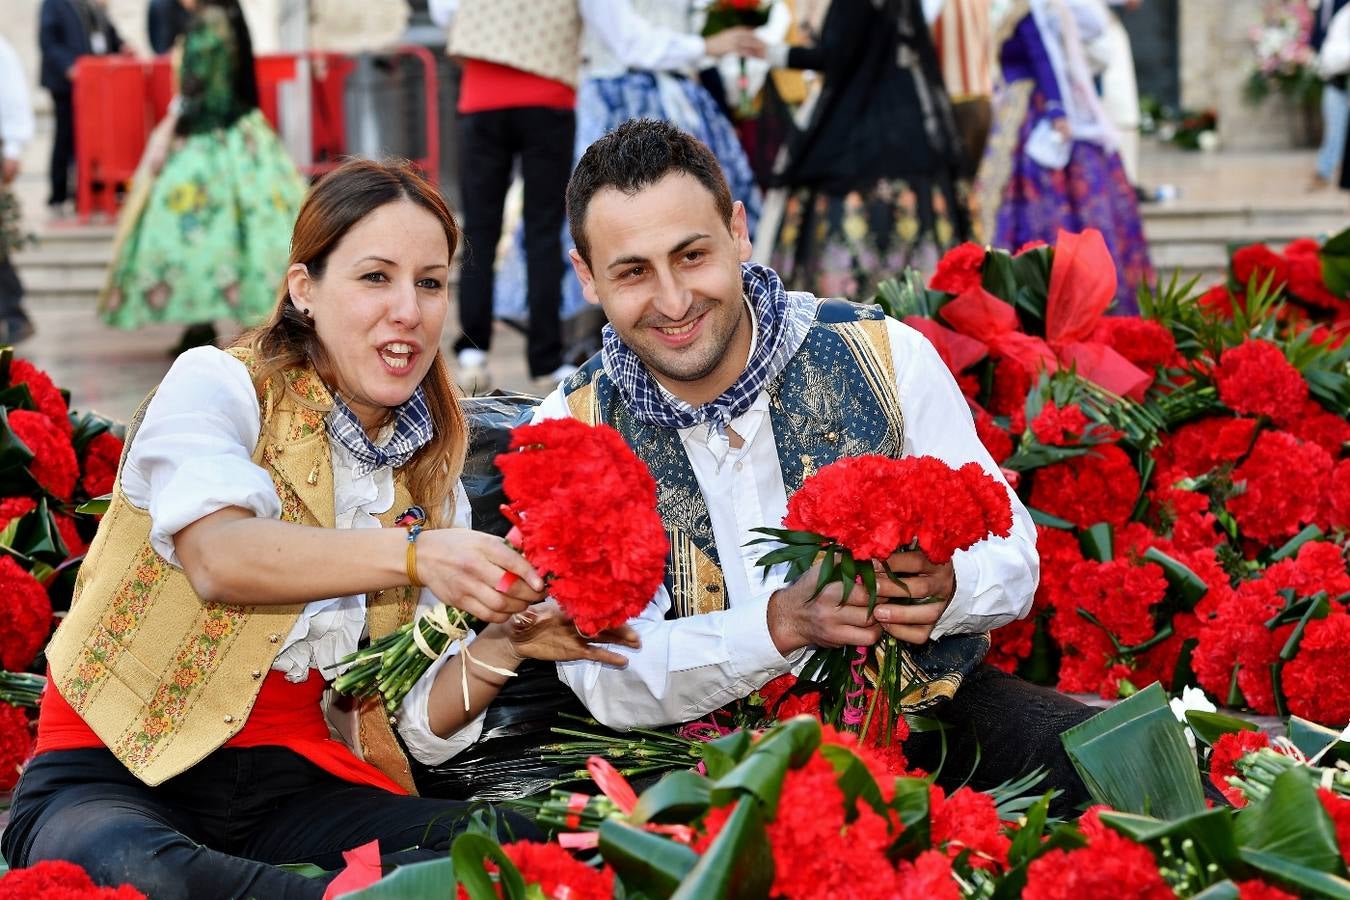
[543,117,1097,812]
[1,160,636,900]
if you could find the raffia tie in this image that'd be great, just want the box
[411,603,517,711]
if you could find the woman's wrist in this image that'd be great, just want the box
[469,623,525,673]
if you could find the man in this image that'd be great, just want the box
[429,0,761,393]
[147,0,190,55]
[38,0,123,218]
[538,118,1096,809]
[0,34,36,344]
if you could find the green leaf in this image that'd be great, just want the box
[1098,807,1242,873]
[712,717,821,817]
[276,863,329,879]
[1143,546,1211,607]
[670,798,773,900]
[631,770,713,826]
[1061,682,1206,818]
[812,551,838,602]
[887,776,933,861]
[599,820,698,898]
[1079,523,1114,562]
[1286,716,1350,764]
[1007,793,1052,867]
[75,495,112,516]
[838,553,857,603]
[1269,525,1324,562]
[451,832,527,900]
[818,742,888,820]
[0,407,35,477]
[701,730,752,780]
[1238,851,1350,899]
[1184,710,1259,747]
[336,857,455,899]
[1236,769,1345,874]
[1320,225,1350,297]
[981,248,1017,302]
[859,562,878,612]
[1027,506,1076,530]
[1189,881,1241,900]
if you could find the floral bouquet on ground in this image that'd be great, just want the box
[335,419,667,712]
[749,454,1013,743]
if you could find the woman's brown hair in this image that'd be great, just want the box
[235,158,466,527]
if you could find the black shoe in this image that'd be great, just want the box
[168,322,218,357]
[1,317,35,346]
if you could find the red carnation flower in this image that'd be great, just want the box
[1325,460,1350,532]
[1028,444,1140,529]
[987,357,1034,418]
[0,859,147,899]
[55,512,89,557]
[0,495,37,530]
[1193,578,1285,714]
[0,555,53,672]
[1030,403,1091,447]
[1051,558,1168,697]
[1285,399,1350,457]
[929,242,986,294]
[0,701,32,791]
[974,409,1013,464]
[1149,481,1219,553]
[1199,284,1243,318]
[1152,417,1257,479]
[1089,317,1179,373]
[1284,238,1344,311]
[7,359,72,436]
[1214,340,1307,426]
[1231,243,1290,291]
[1281,605,1350,727]
[1318,787,1350,867]
[503,841,613,900]
[1208,730,1270,807]
[9,409,79,501]
[987,616,1036,673]
[1263,541,1350,600]
[929,784,1010,870]
[1236,880,1299,900]
[1035,525,1085,613]
[1022,807,1173,900]
[757,674,797,711]
[896,850,960,900]
[81,431,124,498]
[1228,431,1333,545]
[496,419,668,634]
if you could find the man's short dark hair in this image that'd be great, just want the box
[566,118,735,266]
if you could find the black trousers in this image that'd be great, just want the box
[0,254,29,332]
[1,747,536,900]
[904,664,1097,817]
[453,106,574,378]
[48,91,75,207]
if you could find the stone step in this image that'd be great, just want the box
[1144,219,1349,247]
[12,246,114,269]
[1141,202,1349,232]
[20,267,108,300]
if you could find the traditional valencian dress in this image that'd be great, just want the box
[976,0,1150,312]
[100,5,305,330]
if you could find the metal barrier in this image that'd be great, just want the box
[72,45,441,221]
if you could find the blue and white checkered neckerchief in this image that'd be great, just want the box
[600,262,816,433]
[324,387,434,478]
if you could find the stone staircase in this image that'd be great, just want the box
[12,224,117,310]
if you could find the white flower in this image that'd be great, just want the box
[1170,686,1217,750]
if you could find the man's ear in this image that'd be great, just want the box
[568,249,602,306]
[729,201,752,263]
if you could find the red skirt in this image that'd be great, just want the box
[35,667,408,795]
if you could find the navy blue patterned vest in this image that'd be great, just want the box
[561,299,988,709]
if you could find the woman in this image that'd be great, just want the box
[101,0,306,353]
[2,160,636,900]
[976,0,1151,312]
[765,0,972,300]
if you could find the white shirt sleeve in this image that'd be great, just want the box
[579,0,708,72]
[0,37,35,160]
[394,481,489,764]
[121,347,282,567]
[535,387,797,730]
[885,319,1039,637]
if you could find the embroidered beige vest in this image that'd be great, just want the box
[46,349,421,791]
[447,0,582,89]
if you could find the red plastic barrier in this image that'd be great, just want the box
[72,47,441,221]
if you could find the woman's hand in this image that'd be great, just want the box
[414,528,546,623]
[706,27,767,58]
[501,599,639,667]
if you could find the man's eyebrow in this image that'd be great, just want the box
[670,233,711,254]
[606,253,650,272]
[604,234,711,272]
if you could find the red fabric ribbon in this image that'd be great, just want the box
[937,228,1152,401]
[556,756,695,851]
[321,840,383,900]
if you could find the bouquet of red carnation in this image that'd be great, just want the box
[702,0,771,35]
[0,859,146,899]
[495,418,668,635]
[750,454,1012,739]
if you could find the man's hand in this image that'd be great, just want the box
[705,27,767,59]
[767,562,882,654]
[1,158,18,186]
[504,599,640,667]
[871,550,955,645]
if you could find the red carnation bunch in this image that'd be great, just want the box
[1208,729,1271,807]
[1089,317,1179,372]
[81,431,124,498]
[1231,243,1290,290]
[1284,238,1346,312]
[1021,807,1173,900]
[781,455,1013,565]
[7,358,72,435]
[928,784,1011,871]
[0,555,53,671]
[929,242,986,295]
[0,860,147,900]
[1029,403,1090,446]
[1028,444,1139,529]
[1227,431,1333,545]
[973,410,1013,465]
[1213,340,1307,426]
[9,409,79,501]
[1192,578,1286,714]
[1050,557,1168,697]
[1280,604,1350,726]
[1319,787,1350,867]
[461,842,614,900]
[1286,398,1350,457]
[1151,416,1257,479]
[0,495,37,529]
[496,418,668,634]
[1326,460,1350,532]
[0,700,32,791]
[1236,881,1299,900]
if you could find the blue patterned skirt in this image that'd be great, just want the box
[492,71,763,323]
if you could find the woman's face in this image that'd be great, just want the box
[289,199,451,431]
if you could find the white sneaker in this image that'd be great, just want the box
[456,349,493,396]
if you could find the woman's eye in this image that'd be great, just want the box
[363,271,387,283]
[418,278,444,291]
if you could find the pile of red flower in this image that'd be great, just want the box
[0,351,123,790]
[0,860,145,899]
[496,418,668,634]
[877,228,1350,728]
[1203,233,1350,326]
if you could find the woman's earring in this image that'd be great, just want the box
[302,308,311,317]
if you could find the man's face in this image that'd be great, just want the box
[569,173,753,404]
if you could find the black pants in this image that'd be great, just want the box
[904,664,1097,817]
[1,747,535,900]
[0,254,29,334]
[453,106,574,378]
[48,91,75,207]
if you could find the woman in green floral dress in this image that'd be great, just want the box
[101,0,305,349]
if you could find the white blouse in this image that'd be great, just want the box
[120,347,483,766]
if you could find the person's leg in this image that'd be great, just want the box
[1316,83,1349,183]
[0,256,33,343]
[516,106,574,379]
[454,110,516,367]
[903,664,1097,817]
[3,749,325,900]
[48,91,74,208]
